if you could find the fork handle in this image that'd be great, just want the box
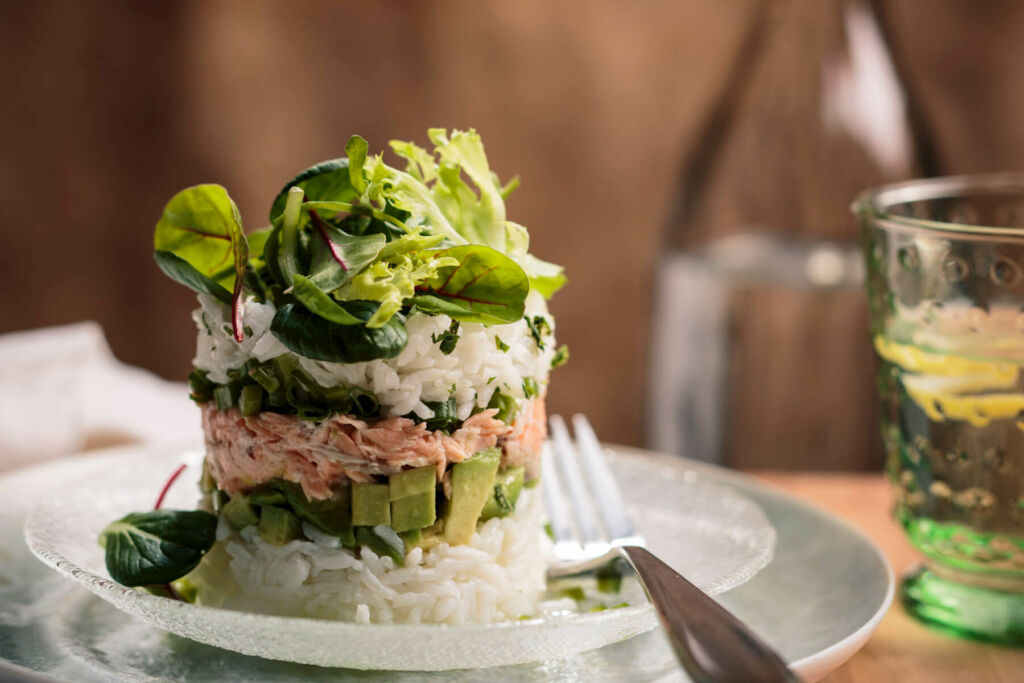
[621,546,800,683]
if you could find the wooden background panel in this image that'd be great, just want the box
[2,1,1024,464]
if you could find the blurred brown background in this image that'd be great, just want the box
[2,1,1023,467]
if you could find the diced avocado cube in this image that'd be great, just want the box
[275,480,355,547]
[171,577,199,603]
[211,490,229,515]
[560,586,586,601]
[389,466,437,501]
[352,482,390,526]
[416,519,445,551]
[391,491,436,532]
[258,505,302,545]
[246,485,286,506]
[355,526,405,566]
[200,462,216,493]
[443,448,500,545]
[221,494,260,530]
[238,384,264,417]
[480,466,525,521]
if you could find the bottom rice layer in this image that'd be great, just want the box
[188,488,548,625]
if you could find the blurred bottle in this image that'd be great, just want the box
[648,0,940,469]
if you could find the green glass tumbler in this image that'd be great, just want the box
[854,174,1024,645]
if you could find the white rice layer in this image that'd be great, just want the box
[192,292,555,421]
[189,488,549,624]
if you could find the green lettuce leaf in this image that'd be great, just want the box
[305,209,386,292]
[411,245,528,324]
[153,184,249,340]
[290,275,364,325]
[524,253,567,298]
[429,128,506,251]
[153,251,232,304]
[269,159,357,223]
[345,135,369,195]
[335,249,458,328]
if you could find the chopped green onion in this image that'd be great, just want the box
[239,385,264,416]
[280,186,304,283]
[351,391,379,417]
[188,368,215,401]
[248,365,281,393]
[213,386,233,411]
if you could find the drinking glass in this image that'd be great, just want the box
[854,174,1024,644]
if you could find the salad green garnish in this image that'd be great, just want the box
[99,510,217,587]
[153,128,566,362]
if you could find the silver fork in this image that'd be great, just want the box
[544,414,798,683]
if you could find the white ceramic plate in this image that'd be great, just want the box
[22,442,776,671]
[1,443,892,681]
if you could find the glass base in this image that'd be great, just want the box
[902,565,1024,646]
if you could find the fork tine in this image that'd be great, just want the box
[548,415,604,550]
[572,413,639,543]
[540,442,577,550]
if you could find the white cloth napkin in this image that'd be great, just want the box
[0,322,201,472]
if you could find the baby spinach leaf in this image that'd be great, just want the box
[269,159,358,224]
[411,245,528,324]
[99,510,217,587]
[271,302,408,362]
[154,251,232,304]
[154,184,249,340]
[290,275,364,325]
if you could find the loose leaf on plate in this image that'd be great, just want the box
[153,251,232,305]
[270,302,408,363]
[411,244,528,324]
[153,184,249,340]
[290,275,364,325]
[268,159,358,224]
[99,510,217,587]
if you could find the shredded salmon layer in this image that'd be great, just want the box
[202,397,546,501]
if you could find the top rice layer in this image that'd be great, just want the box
[192,292,556,422]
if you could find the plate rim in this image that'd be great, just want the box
[6,440,892,678]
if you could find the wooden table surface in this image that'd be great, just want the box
[751,472,1024,682]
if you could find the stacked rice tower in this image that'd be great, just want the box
[154,129,568,624]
